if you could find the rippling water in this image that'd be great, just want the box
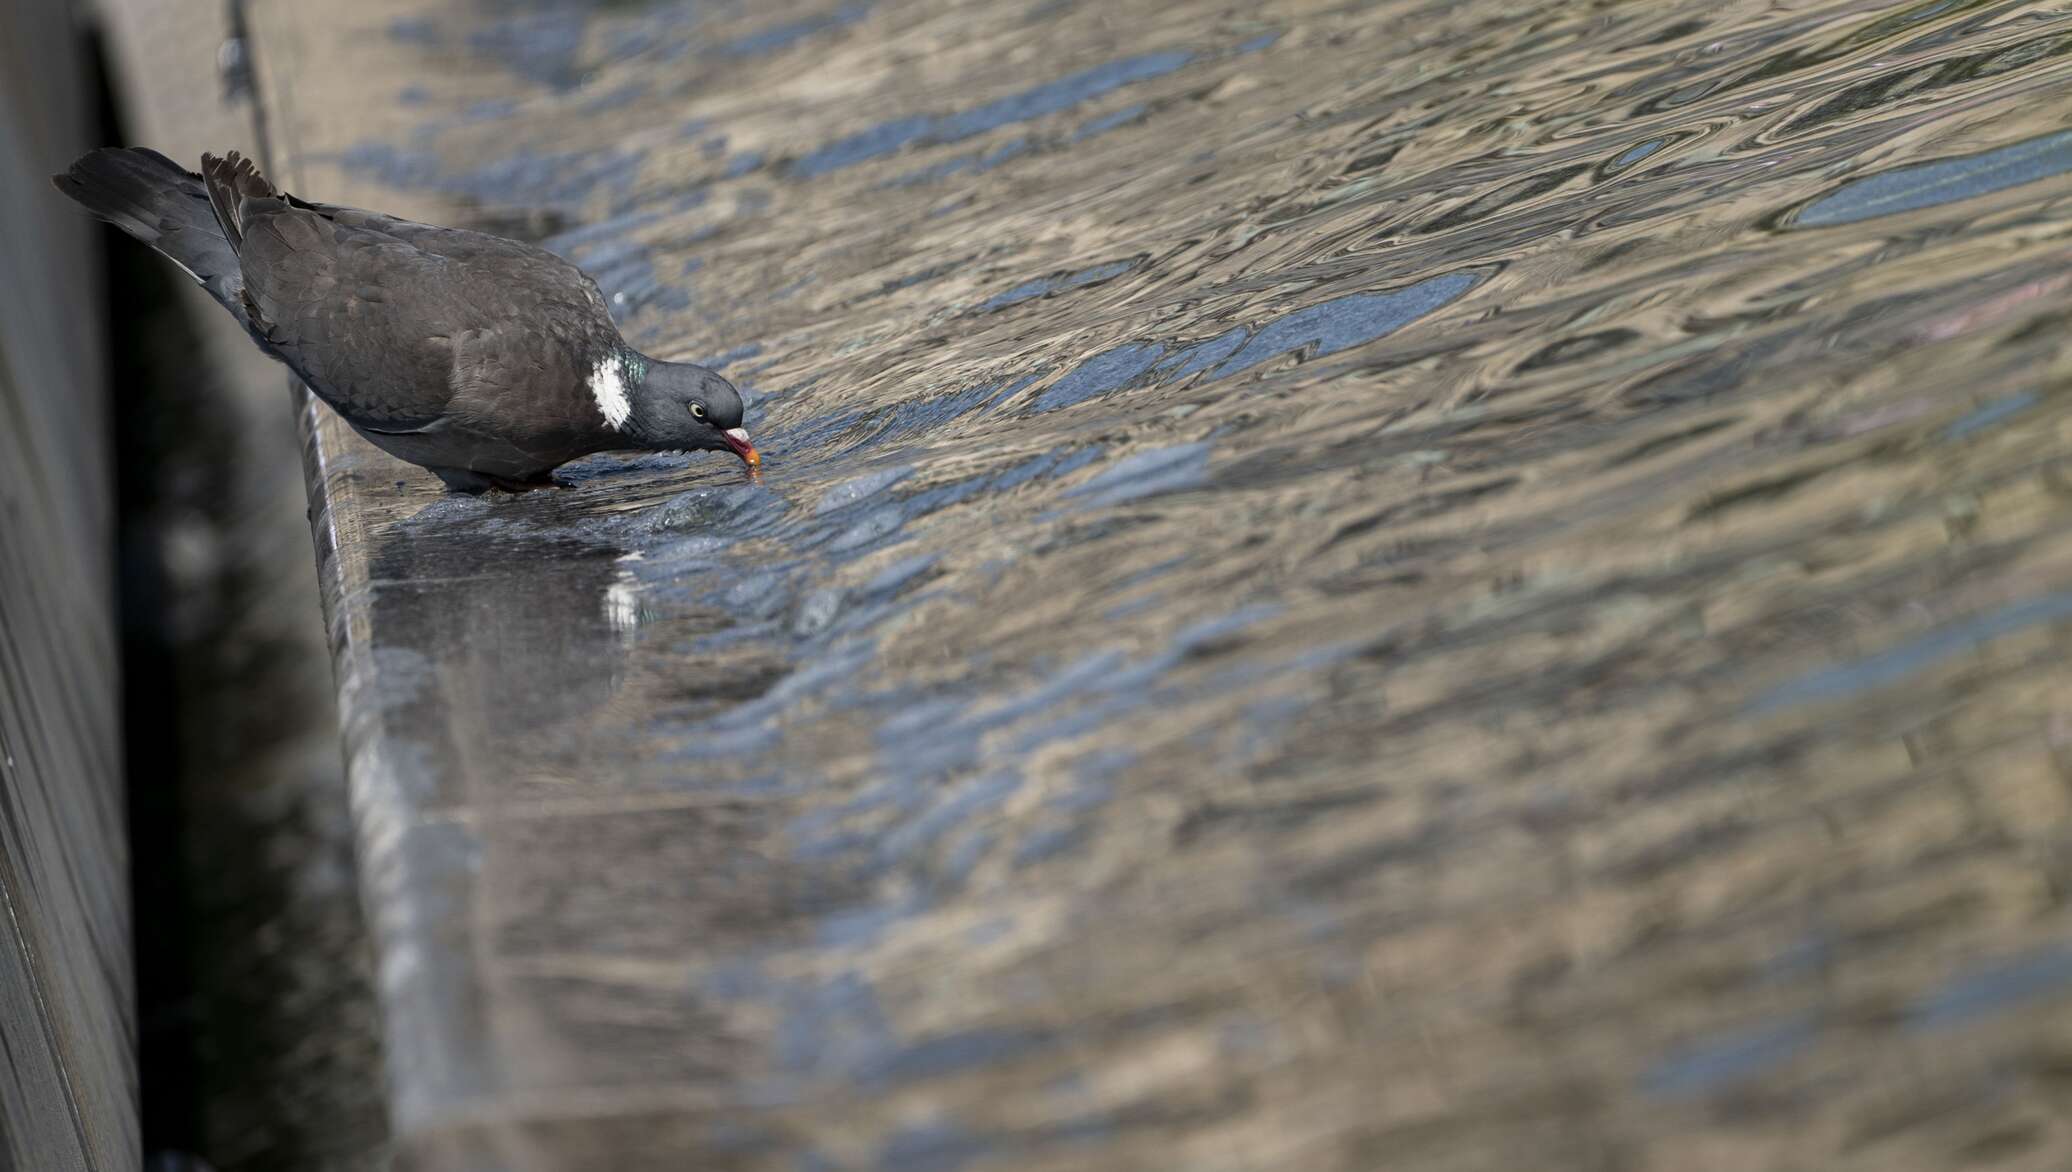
[267,0,2072,1165]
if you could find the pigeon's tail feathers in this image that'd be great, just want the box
[199,150,284,249]
[52,147,245,294]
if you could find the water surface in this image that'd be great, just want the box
[280,0,2072,1165]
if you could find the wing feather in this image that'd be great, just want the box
[234,197,617,434]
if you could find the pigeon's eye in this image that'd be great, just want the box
[690,403,707,419]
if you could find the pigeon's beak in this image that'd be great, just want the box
[722,427,760,470]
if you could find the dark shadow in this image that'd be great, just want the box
[77,19,389,1172]
[79,23,205,1158]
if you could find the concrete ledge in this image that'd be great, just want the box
[251,0,2072,1167]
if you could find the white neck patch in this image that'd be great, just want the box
[589,355,632,430]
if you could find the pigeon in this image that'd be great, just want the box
[53,147,758,493]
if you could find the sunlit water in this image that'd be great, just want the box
[274,0,2072,1165]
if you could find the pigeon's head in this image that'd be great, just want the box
[630,359,759,470]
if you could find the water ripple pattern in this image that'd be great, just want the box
[266,0,2072,1165]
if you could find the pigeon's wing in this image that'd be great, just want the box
[204,152,620,434]
[234,205,468,431]
[316,205,625,354]
[246,209,629,434]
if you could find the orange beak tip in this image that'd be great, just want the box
[722,427,760,471]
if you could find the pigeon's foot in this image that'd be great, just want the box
[427,467,559,494]
[486,472,561,493]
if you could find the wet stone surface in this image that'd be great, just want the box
[244,0,2072,1166]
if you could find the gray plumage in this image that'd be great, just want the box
[54,148,757,492]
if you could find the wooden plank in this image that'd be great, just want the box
[0,1,137,1168]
